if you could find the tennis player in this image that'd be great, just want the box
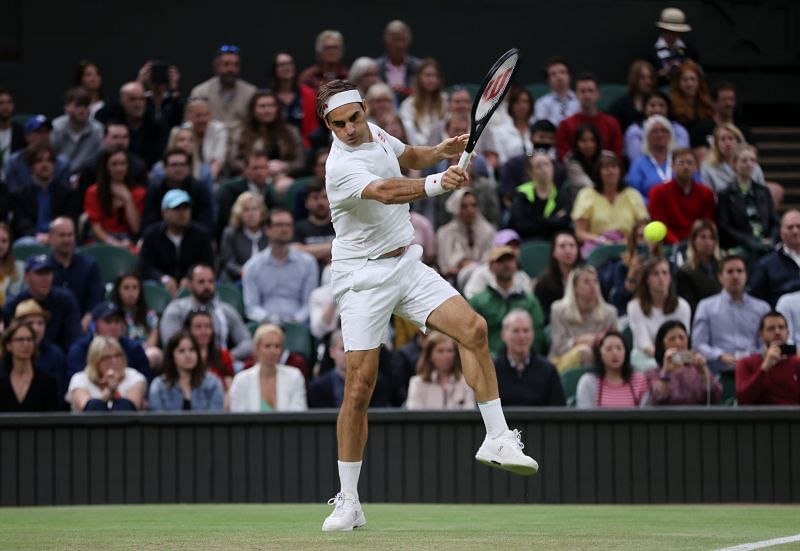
[318,80,537,532]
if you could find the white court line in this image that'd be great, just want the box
[715,534,800,551]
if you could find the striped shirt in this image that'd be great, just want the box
[597,372,648,407]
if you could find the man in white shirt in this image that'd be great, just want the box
[317,80,537,532]
[533,56,580,126]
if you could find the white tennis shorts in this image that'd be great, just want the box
[331,244,459,351]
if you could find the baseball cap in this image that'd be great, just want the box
[91,301,124,322]
[14,299,50,321]
[489,245,517,263]
[24,115,52,134]
[161,189,192,210]
[493,229,521,247]
[25,254,53,273]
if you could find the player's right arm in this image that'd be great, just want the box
[362,166,469,204]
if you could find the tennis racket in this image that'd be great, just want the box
[458,48,521,170]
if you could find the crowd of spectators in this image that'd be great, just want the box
[1,9,799,412]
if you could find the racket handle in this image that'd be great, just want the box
[458,151,472,170]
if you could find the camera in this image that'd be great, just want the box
[671,351,694,365]
[151,61,169,85]
[779,343,796,356]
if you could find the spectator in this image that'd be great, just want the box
[160,264,253,361]
[109,273,161,368]
[533,231,581,319]
[736,311,800,405]
[700,123,766,194]
[646,7,701,85]
[219,191,269,283]
[12,299,67,404]
[499,119,559,200]
[189,45,256,132]
[84,146,146,248]
[4,115,71,194]
[365,83,396,125]
[627,258,691,371]
[0,223,25,307]
[183,97,227,180]
[648,148,716,244]
[148,331,225,411]
[717,144,779,254]
[493,310,565,406]
[507,152,572,242]
[693,82,755,149]
[135,60,184,131]
[411,211,437,265]
[242,208,318,325]
[608,60,657,132]
[150,125,213,192]
[426,87,497,168]
[138,189,215,297]
[183,307,234,392]
[375,20,421,103]
[677,219,722,313]
[693,255,770,373]
[550,264,618,373]
[2,255,81,354]
[47,217,103,328]
[299,30,349,91]
[51,87,104,174]
[309,265,339,341]
[232,90,305,179]
[576,330,648,408]
[555,72,623,161]
[406,331,474,410]
[492,88,535,164]
[73,60,105,118]
[0,87,26,179]
[670,61,714,150]
[469,245,546,356]
[777,291,800,345]
[749,210,800,307]
[292,179,335,270]
[11,142,71,243]
[348,57,382,97]
[142,149,213,234]
[563,123,601,198]
[533,56,580,126]
[572,151,648,250]
[399,59,447,146]
[66,335,146,412]
[627,115,676,201]
[270,52,319,148]
[66,301,151,384]
[624,91,690,162]
[646,320,720,405]
[436,189,495,284]
[464,229,531,301]
[229,324,307,412]
[309,330,389,408]
[0,321,59,412]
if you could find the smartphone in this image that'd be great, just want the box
[779,344,796,356]
[151,61,169,85]
[671,351,694,365]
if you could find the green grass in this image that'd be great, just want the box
[0,504,799,550]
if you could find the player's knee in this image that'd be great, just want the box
[345,375,373,411]
[464,314,488,349]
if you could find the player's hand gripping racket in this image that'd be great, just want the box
[458,48,521,170]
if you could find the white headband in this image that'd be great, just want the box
[322,90,364,116]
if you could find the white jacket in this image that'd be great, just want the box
[229,363,307,412]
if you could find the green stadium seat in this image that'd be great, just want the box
[525,83,550,101]
[12,243,49,262]
[598,83,628,112]
[217,283,244,317]
[518,240,551,278]
[451,83,480,98]
[282,322,313,362]
[142,282,172,316]
[176,287,190,298]
[11,113,36,126]
[621,324,633,352]
[718,370,736,406]
[561,366,592,407]
[78,244,137,284]
[587,243,626,267]
[247,320,259,336]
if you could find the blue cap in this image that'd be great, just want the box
[24,115,51,134]
[91,301,123,322]
[161,189,192,210]
[25,254,53,273]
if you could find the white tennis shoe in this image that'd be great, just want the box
[475,428,539,476]
[321,491,366,532]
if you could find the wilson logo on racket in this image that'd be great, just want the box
[482,68,513,102]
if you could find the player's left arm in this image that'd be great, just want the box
[398,134,469,170]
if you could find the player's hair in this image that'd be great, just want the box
[684,218,720,271]
[64,86,91,107]
[316,80,359,119]
[415,331,462,383]
[625,60,656,95]
[315,30,344,55]
[230,191,268,229]
[759,311,787,333]
[635,257,678,316]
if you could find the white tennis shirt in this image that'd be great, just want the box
[326,122,415,271]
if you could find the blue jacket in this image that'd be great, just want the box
[2,289,81,354]
[50,252,104,316]
[148,373,225,411]
[66,334,152,383]
[749,246,800,307]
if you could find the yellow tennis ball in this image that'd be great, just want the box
[644,221,667,243]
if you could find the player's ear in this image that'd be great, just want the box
[323,115,332,131]
[361,101,369,118]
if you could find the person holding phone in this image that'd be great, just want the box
[646,320,721,405]
[136,60,183,131]
[736,311,800,405]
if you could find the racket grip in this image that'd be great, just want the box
[458,151,472,170]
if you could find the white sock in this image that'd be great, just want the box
[478,398,509,438]
[338,460,362,500]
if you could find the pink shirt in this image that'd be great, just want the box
[597,372,648,407]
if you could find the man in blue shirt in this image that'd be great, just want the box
[4,115,71,194]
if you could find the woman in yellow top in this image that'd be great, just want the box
[571,151,649,249]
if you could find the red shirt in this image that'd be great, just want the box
[647,180,716,244]
[84,184,146,236]
[736,353,800,405]
[556,112,623,161]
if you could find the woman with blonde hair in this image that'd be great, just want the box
[677,219,722,312]
[66,336,147,411]
[150,124,213,190]
[700,123,766,194]
[406,331,474,410]
[0,223,24,307]
[549,264,618,373]
[399,58,447,145]
[218,191,269,282]
[228,324,306,412]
